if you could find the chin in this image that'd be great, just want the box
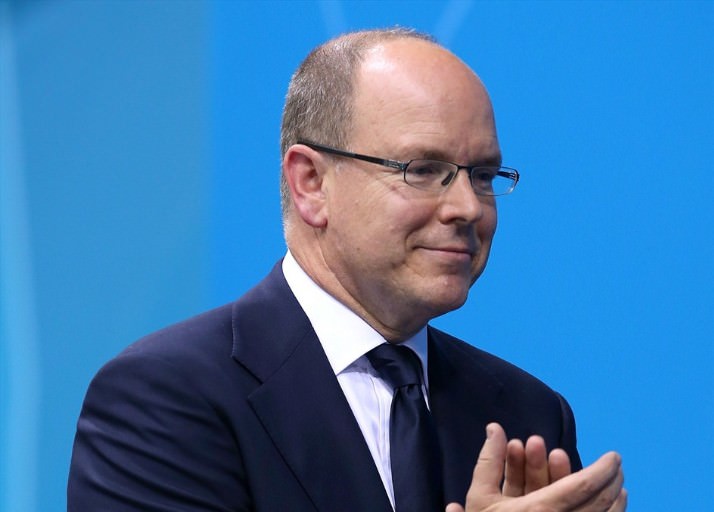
[423,287,470,318]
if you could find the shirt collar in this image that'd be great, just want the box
[282,251,428,380]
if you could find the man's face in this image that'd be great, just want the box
[318,40,500,339]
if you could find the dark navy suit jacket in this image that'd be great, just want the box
[68,262,582,511]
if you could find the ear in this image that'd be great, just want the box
[283,144,329,228]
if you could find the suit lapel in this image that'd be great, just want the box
[232,264,392,511]
[428,327,507,505]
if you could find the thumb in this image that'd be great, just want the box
[468,423,508,498]
[445,503,465,512]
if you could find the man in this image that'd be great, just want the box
[68,29,626,511]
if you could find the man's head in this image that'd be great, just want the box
[281,29,502,341]
[280,28,435,215]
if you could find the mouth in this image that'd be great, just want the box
[419,246,475,263]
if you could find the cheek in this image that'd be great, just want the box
[344,184,432,238]
[478,200,498,239]
[472,213,497,274]
[327,193,392,259]
[479,214,497,243]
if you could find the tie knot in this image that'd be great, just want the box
[366,343,423,389]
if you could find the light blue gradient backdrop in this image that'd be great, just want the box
[1,1,712,511]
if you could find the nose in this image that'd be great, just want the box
[437,168,486,224]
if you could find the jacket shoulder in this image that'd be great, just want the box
[116,301,235,367]
[429,326,554,392]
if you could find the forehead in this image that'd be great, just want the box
[351,40,499,162]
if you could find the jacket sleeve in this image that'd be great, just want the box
[67,351,252,511]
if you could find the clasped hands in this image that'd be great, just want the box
[446,423,627,512]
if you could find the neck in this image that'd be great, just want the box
[286,238,425,343]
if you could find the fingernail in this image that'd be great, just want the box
[486,424,494,439]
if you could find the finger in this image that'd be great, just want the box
[608,488,628,512]
[548,448,572,482]
[574,467,625,511]
[523,435,549,493]
[521,451,623,509]
[503,438,525,496]
[467,423,508,501]
[444,503,465,512]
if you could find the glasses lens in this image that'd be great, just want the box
[471,167,518,196]
[405,161,518,196]
[404,160,455,190]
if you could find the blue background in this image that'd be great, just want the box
[1,1,712,510]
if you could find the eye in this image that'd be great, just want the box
[472,167,497,183]
[405,160,445,177]
[403,160,458,189]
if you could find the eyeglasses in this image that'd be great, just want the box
[298,140,519,197]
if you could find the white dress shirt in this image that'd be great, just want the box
[282,251,429,509]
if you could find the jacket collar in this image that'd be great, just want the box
[231,263,393,511]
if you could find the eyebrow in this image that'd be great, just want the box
[414,148,503,167]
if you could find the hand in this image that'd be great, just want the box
[502,431,571,497]
[445,423,627,512]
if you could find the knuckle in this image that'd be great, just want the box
[593,487,620,510]
[577,479,598,498]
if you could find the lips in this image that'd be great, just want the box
[418,245,476,263]
[419,244,475,256]
[433,246,473,255]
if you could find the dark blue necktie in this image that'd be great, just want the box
[367,343,443,512]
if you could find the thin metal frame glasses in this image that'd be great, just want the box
[298,140,519,197]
